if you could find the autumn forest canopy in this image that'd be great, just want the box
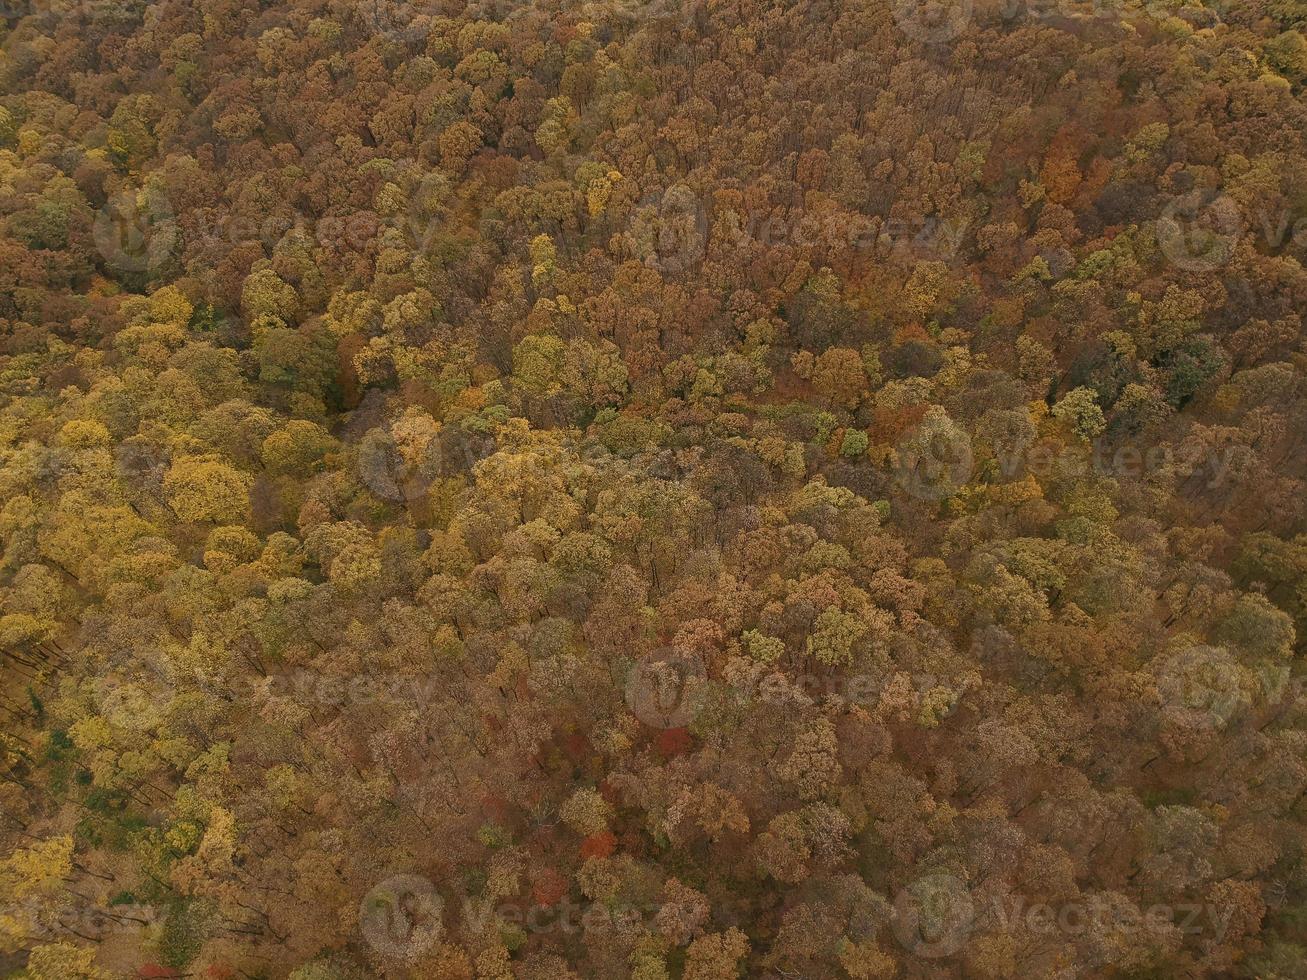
[5,0,1307,976]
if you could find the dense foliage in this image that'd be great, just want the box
[4,0,1307,976]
